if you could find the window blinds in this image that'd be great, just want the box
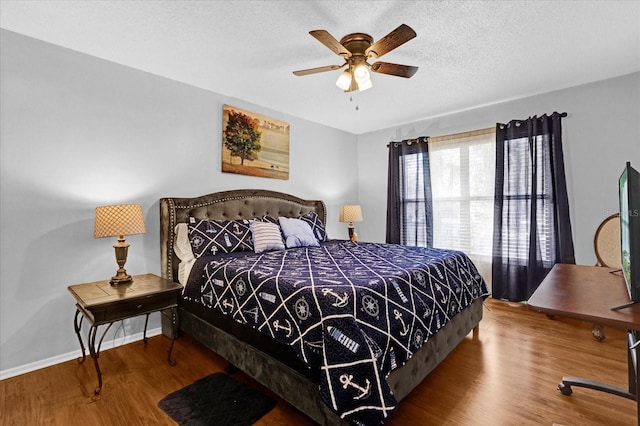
[428,128,496,285]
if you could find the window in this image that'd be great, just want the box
[389,115,572,300]
[386,129,496,286]
[429,128,496,284]
[499,133,555,266]
[386,137,432,247]
[492,112,574,301]
[400,150,431,246]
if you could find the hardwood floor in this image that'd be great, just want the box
[1,298,635,425]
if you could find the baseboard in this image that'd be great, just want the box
[0,327,162,381]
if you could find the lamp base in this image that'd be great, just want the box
[110,240,133,285]
[110,269,133,285]
[348,225,358,242]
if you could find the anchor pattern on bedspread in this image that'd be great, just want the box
[182,240,488,425]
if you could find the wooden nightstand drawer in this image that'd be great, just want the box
[89,293,177,323]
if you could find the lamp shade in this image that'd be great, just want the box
[339,205,363,223]
[336,70,352,91]
[357,76,373,91]
[353,64,370,84]
[94,204,146,238]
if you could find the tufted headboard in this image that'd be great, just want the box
[160,189,326,283]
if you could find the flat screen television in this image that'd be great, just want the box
[615,161,640,310]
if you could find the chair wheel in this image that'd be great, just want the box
[558,383,573,395]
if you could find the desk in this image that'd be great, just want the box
[528,263,640,425]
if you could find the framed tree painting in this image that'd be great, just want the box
[222,104,290,180]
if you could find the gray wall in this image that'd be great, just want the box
[0,30,358,375]
[356,72,640,268]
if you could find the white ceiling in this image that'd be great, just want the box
[1,1,639,134]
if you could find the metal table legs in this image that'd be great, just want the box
[73,309,113,395]
[142,310,177,365]
[73,307,177,395]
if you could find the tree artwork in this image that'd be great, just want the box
[223,111,262,165]
[221,105,290,180]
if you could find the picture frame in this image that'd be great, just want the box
[222,104,290,180]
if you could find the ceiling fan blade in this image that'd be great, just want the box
[365,24,417,59]
[292,64,345,76]
[309,30,352,57]
[370,61,419,78]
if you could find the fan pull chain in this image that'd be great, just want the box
[349,95,359,111]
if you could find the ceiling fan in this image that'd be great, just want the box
[293,24,419,93]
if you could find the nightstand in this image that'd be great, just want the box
[68,273,182,395]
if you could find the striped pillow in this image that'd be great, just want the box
[250,221,285,253]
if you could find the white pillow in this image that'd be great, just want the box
[174,223,195,262]
[177,258,195,287]
[250,221,285,253]
[278,217,320,248]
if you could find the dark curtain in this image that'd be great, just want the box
[492,112,575,301]
[386,136,433,247]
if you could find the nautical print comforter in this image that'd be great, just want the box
[182,240,488,425]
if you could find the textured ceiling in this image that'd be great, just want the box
[1,1,639,134]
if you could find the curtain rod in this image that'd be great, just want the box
[497,111,568,128]
[387,112,567,147]
[386,136,428,147]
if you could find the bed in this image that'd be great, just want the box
[160,189,487,425]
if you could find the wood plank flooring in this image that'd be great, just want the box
[1,298,635,425]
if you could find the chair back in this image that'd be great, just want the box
[594,213,621,268]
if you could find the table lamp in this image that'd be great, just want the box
[94,204,146,285]
[339,205,363,242]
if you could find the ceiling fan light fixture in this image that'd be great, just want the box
[336,70,352,91]
[353,64,370,84]
[294,25,418,93]
[357,76,372,92]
